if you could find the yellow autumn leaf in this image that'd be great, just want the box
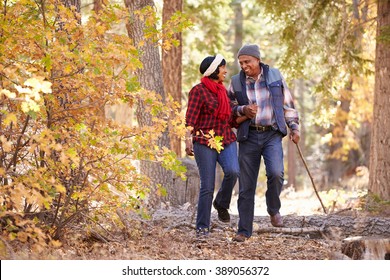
[1,89,16,98]
[24,77,52,94]
[3,113,17,126]
[55,184,66,194]
[50,240,62,248]
[28,101,41,112]
[0,135,12,152]
[2,141,12,152]
[40,81,52,94]
[21,102,29,113]
[24,77,40,88]
[31,89,41,101]
[15,85,32,94]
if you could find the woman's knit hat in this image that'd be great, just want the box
[199,54,224,77]
[237,44,261,59]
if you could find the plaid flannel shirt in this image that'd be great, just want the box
[228,71,299,131]
[185,83,236,146]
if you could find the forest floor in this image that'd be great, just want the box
[5,185,389,261]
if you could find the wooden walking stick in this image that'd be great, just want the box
[295,143,328,214]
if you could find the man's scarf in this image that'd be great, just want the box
[201,76,231,121]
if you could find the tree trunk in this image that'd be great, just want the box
[62,0,81,14]
[124,0,172,208]
[287,79,304,191]
[93,0,107,13]
[162,0,183,157]
[252,214,390,238]
[341,237,390,260]
[369,0,390,200]
[167,158,200,206]
[231,0,243,75]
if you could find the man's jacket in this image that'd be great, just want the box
[230,63,288,142]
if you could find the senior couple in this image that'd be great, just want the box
[185,44,300,242]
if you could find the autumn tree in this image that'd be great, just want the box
[369,0,390,201]
[0,0,184,250]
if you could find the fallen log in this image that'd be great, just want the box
[252,214,390,238]
[256,226,323,235]
[341,236,390,260]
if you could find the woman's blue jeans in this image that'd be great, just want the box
[193,141,239,230]
[237,130,284,237]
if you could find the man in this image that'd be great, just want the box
[228,44,300,242]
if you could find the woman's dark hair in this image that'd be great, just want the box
[199,56,226,80]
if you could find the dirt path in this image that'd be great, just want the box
[3,189,388,260]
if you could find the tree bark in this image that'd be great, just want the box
[369,0,390,200]
[61,0,81,16]
[231,0,243,75]
[124,0,172,208]
[341,236,390,260]
[166,158,200,206]
[287,79,303,190]
[327,83,352,184]
[252,214,390,238]
[93,0,108,13]
[162,0,183,157]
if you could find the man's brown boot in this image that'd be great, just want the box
[270,213,283,227]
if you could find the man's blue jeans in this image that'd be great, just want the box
[193,141,239,230]
[237,130,284,237]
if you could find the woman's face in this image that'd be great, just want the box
[217,65,227,83]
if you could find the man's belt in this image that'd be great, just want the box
[249,125,273,132]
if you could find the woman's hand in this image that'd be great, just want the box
[185,141,194,156]
[185,130,194,156]
[243,104,258,119]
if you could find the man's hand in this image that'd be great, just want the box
[290,130,300,144]
[243,104,258,119]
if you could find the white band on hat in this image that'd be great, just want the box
[203,54,224,77]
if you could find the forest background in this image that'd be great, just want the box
[0,0,389,259]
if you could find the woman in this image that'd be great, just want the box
[185,54,241,237]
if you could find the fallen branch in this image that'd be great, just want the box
[256,226,323,235]
[116,208,132,232]
[88,229,110,243]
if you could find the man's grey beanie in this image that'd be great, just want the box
[237,44,261,59]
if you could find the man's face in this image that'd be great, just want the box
[238,55,261,78]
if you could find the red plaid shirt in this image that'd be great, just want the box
[185,83,236,147]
